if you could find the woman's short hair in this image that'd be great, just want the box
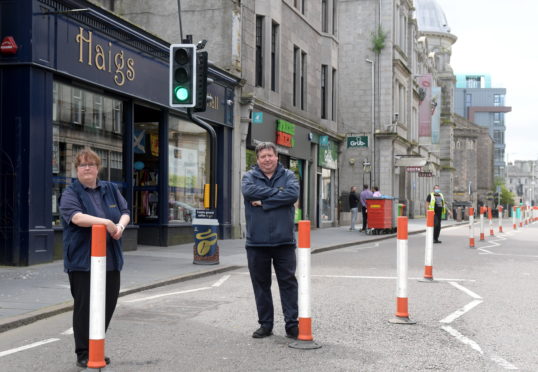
[255,142,278,157]
[74,148,102,169]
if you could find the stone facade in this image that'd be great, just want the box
[506,161,538,205]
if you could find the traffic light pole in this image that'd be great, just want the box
[188,109,217,210]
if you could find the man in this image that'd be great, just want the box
[426,184,451,243]
[241,142,300,339]
[348,186,360,230]
[359,184,373,232]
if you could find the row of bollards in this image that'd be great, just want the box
[87,207,536,359]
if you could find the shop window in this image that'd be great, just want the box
[320,168,333,222]
[133,122,159,224]
[246,148,257,171]
[52,81,125,226]
[168,116,209,224]
[289,159,304,222]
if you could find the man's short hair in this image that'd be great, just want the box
[255,142,278,157]
[363,184,369,189]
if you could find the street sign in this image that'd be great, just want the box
[252,112,263,124]
[347,136,368,148]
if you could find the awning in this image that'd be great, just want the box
[394,157,427,167]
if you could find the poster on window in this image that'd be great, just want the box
[52,126,59,174]
[169,146,198,188]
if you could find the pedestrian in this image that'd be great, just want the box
[348,186,360,230]
[59,148,130,368]
[241,142,300,339]
[372,186,381,197]
[359,184,374,232]
[425,184,452,243]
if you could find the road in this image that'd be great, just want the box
[1,222,537,371]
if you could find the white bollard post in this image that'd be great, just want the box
[498,206,503,233]
[469,207,475,248]
[488,207,494,236]
[289,220,321,349]
[88,225,107,369]
[389,217,416,324]
[513,206,517,230]
[419,211,436,282]
[479,207,485,241]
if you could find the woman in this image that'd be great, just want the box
[60,148,130,368]
[372,186,382,197]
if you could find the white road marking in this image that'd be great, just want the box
[233,272,475,282]
[490,355,519,370]
[61,328,73,335]
[0,338,60,358]
[448,281,482,299]
[441,325,483,354]
[123,286,212,303]
[212,275,231,287]
[439,299,483,324]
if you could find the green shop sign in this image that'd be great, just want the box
[347,136,369,148]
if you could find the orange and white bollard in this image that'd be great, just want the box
[389,217,416,324]
[513,206,517,230]
[525,206,529,225]
[498,206,503,233]
[469,207,475,248]
[88,225,107,369]
[488,207,494,236]
[419,211,436,283]
[289,220,321,349]
[519,206,523,228]
[479,207,485,241]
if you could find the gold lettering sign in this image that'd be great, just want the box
[76,27,135,87]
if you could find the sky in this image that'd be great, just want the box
[436,0,538,162]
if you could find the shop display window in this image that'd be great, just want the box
[133,122,159,224]
[52,81,124,226]
[167,116,209,224]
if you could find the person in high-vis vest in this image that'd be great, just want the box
[425,185,452,243]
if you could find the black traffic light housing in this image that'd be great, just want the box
[193,51,209,112]
[169,44,196,107]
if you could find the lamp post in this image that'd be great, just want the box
[365,58,375,186]
[363,159,371,186]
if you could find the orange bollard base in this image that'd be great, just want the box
[469,238,475,248]
[499,226,503,233]
[87,339,106,369]
[418,266,438,283]
[389,297,416,324]
[479,233,485,241]
[289,318,321,350]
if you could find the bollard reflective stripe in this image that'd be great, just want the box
[469,207,475,248]
[88,225,106,369]
[479,207,485,241]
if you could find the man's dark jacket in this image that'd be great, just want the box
[242,163,299,247]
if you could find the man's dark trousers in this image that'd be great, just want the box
[361,206,368,230]
[433,211,442,241]
[246,245,298,331]
[68,271,120,359]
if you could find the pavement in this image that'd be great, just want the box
[0,217,464,333]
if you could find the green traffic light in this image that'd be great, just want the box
[174,86,189,101]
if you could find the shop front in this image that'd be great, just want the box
[0,0,238,265]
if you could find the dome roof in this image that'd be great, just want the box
[414,0,451,34]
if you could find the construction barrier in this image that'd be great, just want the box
[488,207,494,236]
[469,207,475,248]
[289,220,321,350]
[498,206,503,233]
[513,206,517,230]
[389,217,416,324]
[419,211,436,283]
[88,225,107,369]
[479,207,485,241]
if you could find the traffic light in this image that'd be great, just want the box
[194,51,209,112]
[169,44,196,107]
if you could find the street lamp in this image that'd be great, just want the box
[365,58,375,185]
[362,158,371,186]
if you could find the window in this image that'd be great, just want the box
[465,93,472,107]
[293,46,299,106]
[255,15,264,87]
[322,0,328,33]
[466,76,481,88]
[301,51,307,110]
[321,65,328,119]
[168,116,209,224]
[332,68,337,121]
[320,168,333,222]
[332,0,337,35]
[494,94,504,106]
[52,81,125,226]
[493,130,504,144]
[271,21,279,92]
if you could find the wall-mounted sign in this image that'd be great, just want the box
[406,166,422,172]
[252,112,263,124]
[276,119,296,148]
[347,136,368,148]
[418,171,433,177]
